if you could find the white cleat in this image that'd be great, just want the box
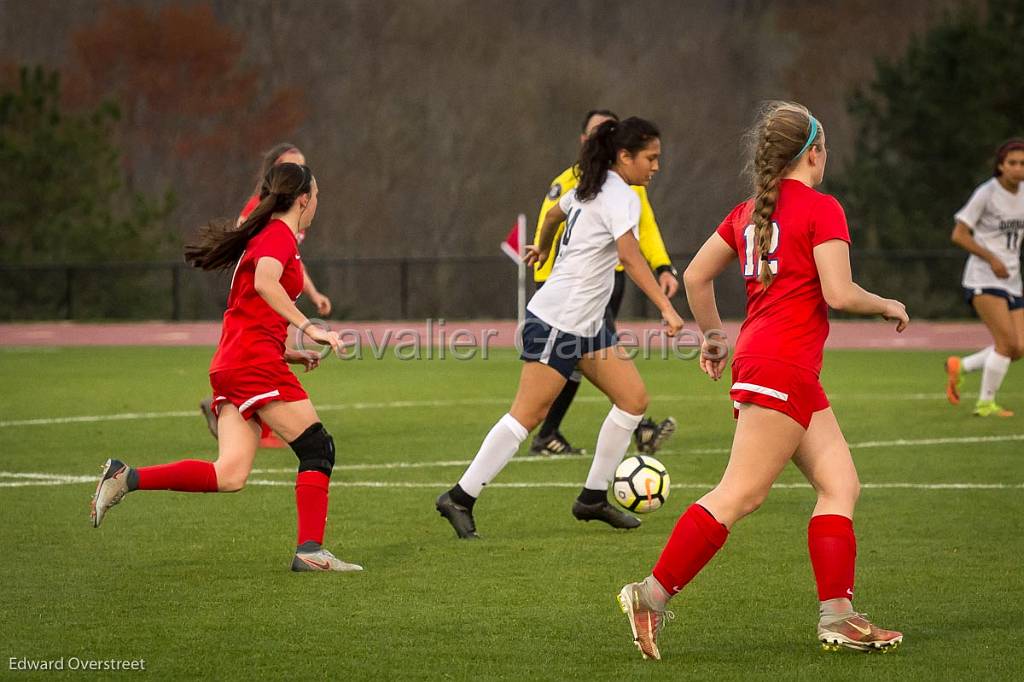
[291,542,363,572]
[90,458,131,528]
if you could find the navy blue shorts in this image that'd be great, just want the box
[963,287,1024,311]
[519,310,617,380]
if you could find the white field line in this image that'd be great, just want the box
[2,432,1023,489]
[238,433,1021,473]
[242,481,1024,490]
[2,391,1019,428]
[2,471,1018,491]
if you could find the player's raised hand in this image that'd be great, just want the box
[661,308,684,337]
[882,298,909,333]
[523,245,549,268]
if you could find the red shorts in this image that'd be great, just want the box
[729,357,829,429]
[210,361,308,421]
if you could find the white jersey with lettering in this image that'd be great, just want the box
[955,177,1024,295]
[527,170,640,336]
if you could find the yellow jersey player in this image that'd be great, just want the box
[529,109,679,456]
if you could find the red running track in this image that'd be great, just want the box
[0,319,993,350]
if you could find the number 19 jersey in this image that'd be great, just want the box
[716,179,851,376]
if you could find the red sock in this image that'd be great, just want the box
[135,460,218,492]
[295,471,330,546]
[808,514,856,601]
[260,421,273,439]
[652,504,729,595]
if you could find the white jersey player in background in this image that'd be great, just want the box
[435,117,684,539]
[946,139,1024,417]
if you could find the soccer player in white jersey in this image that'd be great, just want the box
[945,139,1024,417]
[436,117,685,538]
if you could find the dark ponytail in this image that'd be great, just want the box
[185,163,313,271]
[576,117,660,201]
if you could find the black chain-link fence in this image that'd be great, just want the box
[0,251,984,321]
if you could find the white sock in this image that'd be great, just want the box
[819,597,854,625]
[642,574,672,609]
[962,345,993,373]
[583,406,645,491]
[458,414,529,497]
[980,352,1011,402]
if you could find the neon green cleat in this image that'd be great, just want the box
[973,400,1014,417]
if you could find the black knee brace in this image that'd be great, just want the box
[290,422,335,477]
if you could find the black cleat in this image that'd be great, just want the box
[572,499,641,529]
[436,492,480,539]
[635,416,677,454]
[529,431,586,457]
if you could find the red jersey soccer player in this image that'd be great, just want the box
[91,163,362,572]
[617,102,909,659]
[199,143,332,449]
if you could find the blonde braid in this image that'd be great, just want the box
[752,121,785,288]
[744,101,822,288]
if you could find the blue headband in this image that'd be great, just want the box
[792,116,819,161]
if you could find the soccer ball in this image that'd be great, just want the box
[612,455,670,513]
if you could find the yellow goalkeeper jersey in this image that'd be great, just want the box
[533,165,672,282]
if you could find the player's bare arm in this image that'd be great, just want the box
[683,232,734,379]
[301,266,332,315]
[617,231,683,336]
[813,240,909,332]
[525,203,567,267]
[950,220,1010,278]
[254,257,342,353]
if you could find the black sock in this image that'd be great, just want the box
[538,378,581,439]
[126,467,139,491]
[577,487,607,505]
[449,484,477,510]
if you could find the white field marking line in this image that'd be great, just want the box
[0,471,1020,491]
[247,432,1024,473]
[244,480,1024,490]
[4,391,1021,428]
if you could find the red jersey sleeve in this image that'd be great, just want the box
[809,195,851,246]
[715,202,750,252]
[248,223,297,268]
[239,195,260,222]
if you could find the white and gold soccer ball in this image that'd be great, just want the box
[612,455,670,513]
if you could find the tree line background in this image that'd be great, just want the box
[1,0,1021,319]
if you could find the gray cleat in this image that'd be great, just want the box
[91,458,132,528]
[199,398,218,439]
[291,542,363,572]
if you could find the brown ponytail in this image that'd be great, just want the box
[185,163,313,271]
[745,101,822,287]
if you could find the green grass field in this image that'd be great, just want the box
[1,346,1022,680]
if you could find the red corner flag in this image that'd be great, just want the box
[500,220,521,263]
